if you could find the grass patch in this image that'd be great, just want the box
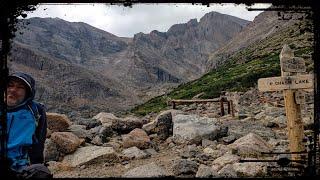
[131,53,281,116]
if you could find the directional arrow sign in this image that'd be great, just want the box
[281,57,306,73]
[258,74,314,92]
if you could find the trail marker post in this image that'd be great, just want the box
[258,45,314,161]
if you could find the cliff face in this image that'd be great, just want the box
[10,12,249,116]
[14,17,129,65]
[129,12,249,85]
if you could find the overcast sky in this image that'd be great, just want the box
[25,3,272,37]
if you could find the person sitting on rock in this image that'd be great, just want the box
[0,72,52,178]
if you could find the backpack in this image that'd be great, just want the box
[26,101,47,164]
[27,101,45,141]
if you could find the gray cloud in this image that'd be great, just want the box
[25,3,271,37]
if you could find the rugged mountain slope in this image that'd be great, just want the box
[9,42,138,117]
[206,10,311,70]
[129,12,250,86]
[132,10,313,116]
[9,12,248,116]
[14,17,129,66]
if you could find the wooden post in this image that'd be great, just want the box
[283,89,305,160]
[229,100,235,117]
[227,100,231,114]
[280,45,305,161]
[220,97,225,116]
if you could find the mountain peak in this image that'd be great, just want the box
[187,18,198,27]
[200,11,250,27]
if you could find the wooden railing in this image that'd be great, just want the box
[168,96,235,117]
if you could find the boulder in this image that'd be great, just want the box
[228,133,273,157]
[203,147,224,159]
[196,164,218,178]
[46,113,71,132]
[201,139,217,147]
[68,125,89,139]
[104,141,122,152]
[121,146,149,160]
[123,162,169,177]
[217,164,237,178]
[142,120,157,135]
[87,125,102,138]
[91,126,114,145]
[112,116,144,134]
[216,144,233,155]
[172,114,227,144]
[180,144,200,158]
[75,118,102,129]
[172,159,198,177]
[44,139,60,162]
[122,128,151,149]
[98,126,114,142]
[155,111,173,140]
[222,135,237,144]
[47,161,73,174]
[91,135,103,146]
[51,132,82,154]
[62,146,118,167]
[142,109,183,137]
[227,120,276,140]
[211,154,240,172]
[144,148,158,156]
[92,112,119,126]
[232,162,267,177]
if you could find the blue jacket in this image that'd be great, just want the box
[0,72,47,172]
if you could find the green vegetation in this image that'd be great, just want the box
[131,19,314,116]
[131,53,281,116]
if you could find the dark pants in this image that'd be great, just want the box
[15,164,53,179]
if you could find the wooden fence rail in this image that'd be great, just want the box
[168,96,234,117]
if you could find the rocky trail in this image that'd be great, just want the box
[44,88,314,178]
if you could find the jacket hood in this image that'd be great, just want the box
[8,72,35,110]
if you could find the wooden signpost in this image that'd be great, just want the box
[258,74,313,92]
[258,44,314,161]
[281,56,306,73]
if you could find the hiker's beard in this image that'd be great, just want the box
[6,93,25,107]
